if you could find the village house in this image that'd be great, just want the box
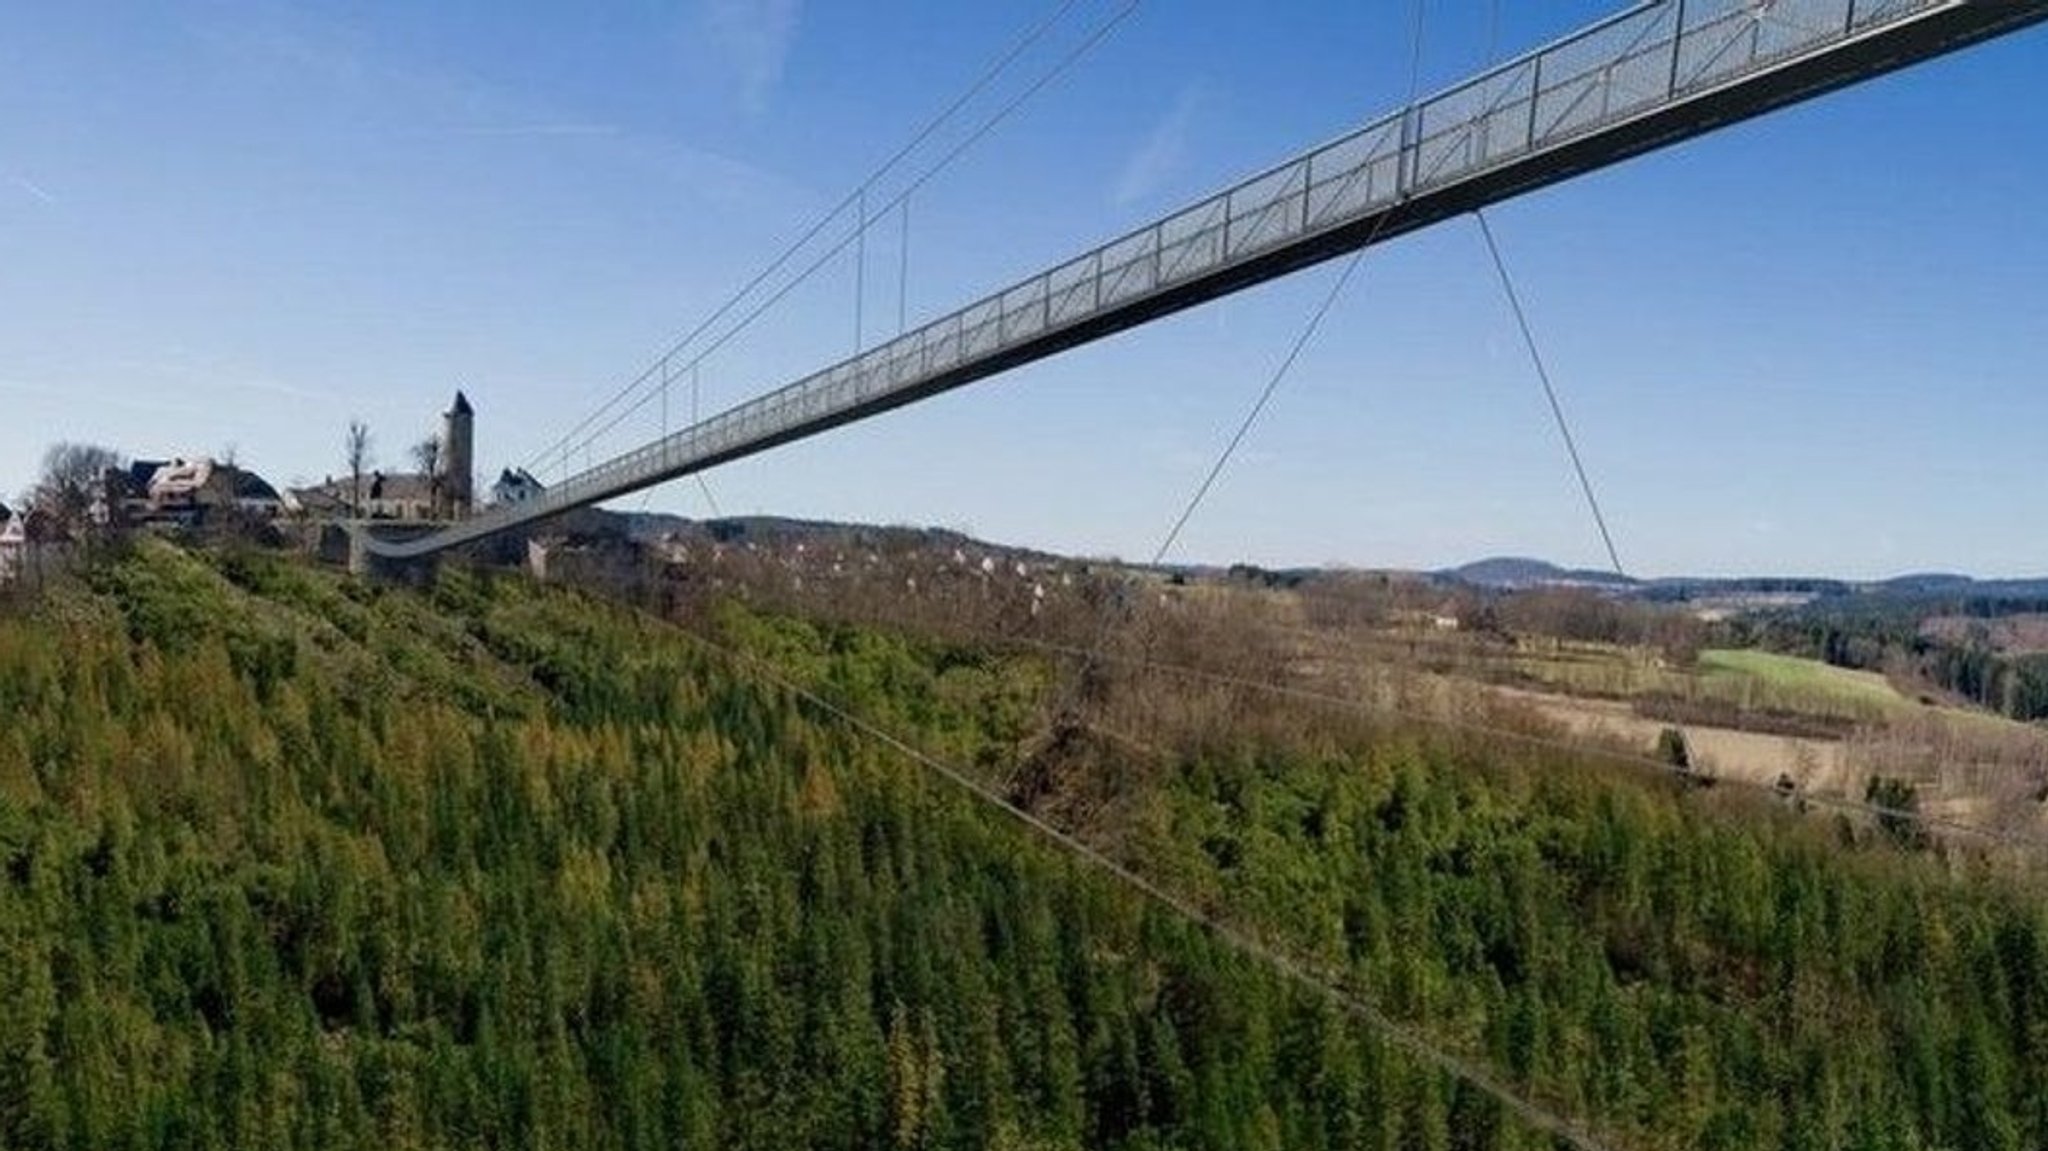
[107,460,166,521]
[492,466,544,506]
[364,471,436,520]
[281,482,345,520]
[106,457,289,526]
[0,502,17,583]
[0,505,65,586]
[287,471,435,521]
[148,458,215,518]
[229,470,285,518]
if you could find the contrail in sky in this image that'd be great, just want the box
[9,174,57,205]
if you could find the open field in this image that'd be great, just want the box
[1694,647,1908,720]
[1274,618,2048,835]
[1348,632,1907,727]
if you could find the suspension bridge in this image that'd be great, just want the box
[355,0,2048,567]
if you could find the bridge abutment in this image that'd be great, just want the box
[347,522,442,585]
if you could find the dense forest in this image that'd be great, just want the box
[3,542,2048,1149]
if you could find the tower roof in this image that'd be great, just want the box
[449,389,473,417]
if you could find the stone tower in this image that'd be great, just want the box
[441,389,475,519]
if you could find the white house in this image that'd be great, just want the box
[492,467,545,506]
[0,503,18,583]
[148,457,216,515]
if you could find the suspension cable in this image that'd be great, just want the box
[898,195,912,336]
[546,0,1144,473]
[1031,0,1425,737]
[1476,209,1627,577]
[692,365,723,518]
[1150,248,1367,570]
[855,188,868,353]
[525,0,1095,478]
[1155,0,1425,572]
[1407,0,1429,105]
[1019,218,1387,751]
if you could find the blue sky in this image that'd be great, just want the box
[3,1,2044,578]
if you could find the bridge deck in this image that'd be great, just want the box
[366,0,2047,560]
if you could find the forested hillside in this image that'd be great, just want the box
[3,543,2047,1150]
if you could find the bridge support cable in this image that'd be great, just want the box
[1022,239,1379,748]
[1154,248,1370,572]
[1035,0,1429,733]
[1476,208,1627,577]
[689,365,723,519]
[534,0,1146,482]
[522,0,1099,479]
[855,188,868,353]
[898,195,912,336]
[1406,0,1429,105]
[365,0,2048,561]
[681,625,1619,1151]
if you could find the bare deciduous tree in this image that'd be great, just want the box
[411,435,443,519]
[32,442,125,537]
[345,420,372,517]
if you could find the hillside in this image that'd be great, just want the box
[1441,557,1638,590]
[1,543,1387,1150]
[3,543,2048,1149]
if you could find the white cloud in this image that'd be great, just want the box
[9,174,57,206]
[700,0,802,113]
[1112,86,1201,208]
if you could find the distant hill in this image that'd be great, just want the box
[1437,555,2048,611]
[617,512,1125,574]
[605,516,2048,610]
[1869,574,2048,602]
[1441,556,1639,590]
[621,511,1040,557]
[1876,572,1979,595]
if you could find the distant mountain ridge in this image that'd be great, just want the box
[599,514,2048,603]
[1438,554,2048,604]
[617,512,1071,566]
[1440,556,1638,590]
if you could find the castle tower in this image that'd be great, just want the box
[440,389,475,519]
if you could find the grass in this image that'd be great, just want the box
[1482,641,1908,727]
[1695,648,1906,720]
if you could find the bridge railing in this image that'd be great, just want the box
[374,0,1953,557]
